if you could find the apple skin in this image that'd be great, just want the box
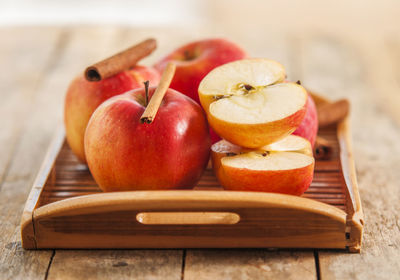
[215,163,314,196]
[207,104,307,148]
[64,66,160,162]
[84,87,211,192]
[154,38,247,105]
[293,94,318,146]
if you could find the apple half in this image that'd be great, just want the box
[211,135,315,195]
[199,59,307,148]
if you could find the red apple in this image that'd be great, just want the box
[154,38,247,104]
[154,39,246,144]
[293,93,318,146]
[84,86,211,192]
[64,65,160,162]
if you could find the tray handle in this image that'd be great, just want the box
[136,211,240,225]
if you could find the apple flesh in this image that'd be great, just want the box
[211,135,314,195]
[64,66,160,162]
[199,59,307,148]
[84,87,210,192]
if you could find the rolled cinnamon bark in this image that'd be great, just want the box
[85,38,157,81]
[314,136,334,160]
[317,99,350,127]
[140,62,176,124]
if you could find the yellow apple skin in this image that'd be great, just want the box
[64,66,160,162]
[207,105,306,148]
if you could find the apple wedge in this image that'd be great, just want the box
[211,135,315,195]
[199,59,307,148]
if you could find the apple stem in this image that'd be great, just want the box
[140,62,176,124]
[143,80,150,107]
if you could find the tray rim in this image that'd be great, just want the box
[21,95,364,252]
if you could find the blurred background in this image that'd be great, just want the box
[2,0,399,121]
[1,0,399,36]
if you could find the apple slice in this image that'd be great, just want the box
[263,134,313,156]
[211,135,315,195]
[199,59,307,148]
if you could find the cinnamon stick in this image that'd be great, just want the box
[314,136,334,160]
[85,38,156,81]
[317,99,350,127]
[140,62,176,124]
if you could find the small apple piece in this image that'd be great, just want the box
[263,135,313,156]
[64,66,160,162]
[293,93,318,146]
[154,38,247,105]
[211,135,314,195]
[199,59,307,148]
[85,84,211,192]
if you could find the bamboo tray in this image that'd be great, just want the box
[21,96,364,252]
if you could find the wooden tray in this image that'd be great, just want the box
[21,96,364,252]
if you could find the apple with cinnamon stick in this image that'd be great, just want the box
[64,39,160,162]
[85,63,211,191]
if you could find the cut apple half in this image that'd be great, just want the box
[199,59,307,148]
[211,135,315,195]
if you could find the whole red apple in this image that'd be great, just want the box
[154,39,246,144]
[64,65,160,162]
[293,94,318,146]
[84,86,211,192]
[154,39,247,104]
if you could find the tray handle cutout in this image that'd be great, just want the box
[136,212,240,225]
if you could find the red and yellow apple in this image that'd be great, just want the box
[64,66,160,162]
[154,38,247,143]
[84,86,210,192]
[211,135,314,195]
[199,59,307,148]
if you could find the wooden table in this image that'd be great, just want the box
[1,24,399,280]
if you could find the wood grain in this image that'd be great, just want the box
[47,250,183,280]
[31,189,347,249]
[299,34,400,279]
[184,250,316,280]
[0,27,63,280]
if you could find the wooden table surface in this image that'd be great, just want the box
[1,23,400,280]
